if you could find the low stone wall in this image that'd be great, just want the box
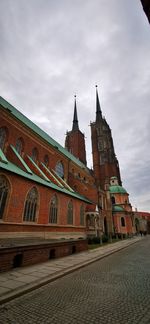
[0,239,88,273]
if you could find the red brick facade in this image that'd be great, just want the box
[65,129,87,166]
[1,91,147,244]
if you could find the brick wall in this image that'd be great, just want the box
[0,239,88,272]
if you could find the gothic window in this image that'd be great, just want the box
[80,204,84,225]
[23,187,38,222]
[31,147,38,162]
[0,175,9,219]
[0,127,7,151]
[49,195,58,224]
[16,137,23,155]
[55,161,64,179]
[67,200,73,225]
[121,217,125,227]
[44,154,49,167]
[98,140,103,151]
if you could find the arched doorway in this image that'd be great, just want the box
[104,217,108,235]
[135,218,140,233]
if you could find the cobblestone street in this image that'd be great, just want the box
[0,237,150,324]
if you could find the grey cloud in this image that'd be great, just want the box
[0,0,150,211]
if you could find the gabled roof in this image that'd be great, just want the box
[0,96,89,172]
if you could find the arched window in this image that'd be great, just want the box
[111,196,115,205]
[80,204,84,225]
[67,200,73,224]
[121,217,125,227]
[44,154,49,167]
[49,195,58,223]
[0,127,7,151]
[31,147,38,162]
[23,187,38,222]
[16,137,23,155]
[0,175,9,219]
[55,161,64,179]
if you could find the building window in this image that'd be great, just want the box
[49,195,58,224]
[121,217,125,227]
[111,196,115,205]
[16,138,23,155]
[55,161,64,179]
[0,175,9,219]
[44,154,49,167]
[67,200,73,225]
[31,147,38,162]
[23,187,38,222]
[80,204,84,225]
[0,127,7,151]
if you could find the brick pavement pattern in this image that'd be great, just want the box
[0,237,150,324]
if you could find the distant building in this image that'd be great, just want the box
[134,210,150,234]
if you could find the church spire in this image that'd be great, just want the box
[72,95,79,131]
[95,85,102,122]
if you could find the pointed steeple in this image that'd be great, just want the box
[95,85,102,122]
[72,95,79,131]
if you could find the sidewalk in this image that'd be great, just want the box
[0,236,142,305]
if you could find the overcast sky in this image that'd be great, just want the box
[0,0,150,212]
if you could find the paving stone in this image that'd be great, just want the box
[0,280,23,289]
[0,237,149,323]
[0,287,12,295]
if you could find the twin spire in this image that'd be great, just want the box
[72,86,102,131]
[96,85,102,122]
[72,95,79,131]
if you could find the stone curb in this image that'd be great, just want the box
[0,237,142,305]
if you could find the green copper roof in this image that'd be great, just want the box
[0,148,8,164]
[0,96,89,171]
[0,158,91,204]
[10,145,32,174]
[112,205,124,212]
[109,185,127,194]
[27,155,50,182]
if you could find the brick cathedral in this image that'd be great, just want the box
[1,87,150,271]
[0,86,137,243]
